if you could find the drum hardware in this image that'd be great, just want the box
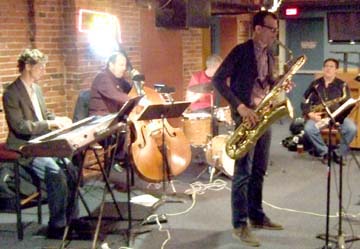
[183,112,212,147]
[209,156,219,183]
[205,135,234,178]
[195,135,234,182]
[154,83,176,103]
[153,83,175,94]
[214,106,234,125]
[184,84,234,180]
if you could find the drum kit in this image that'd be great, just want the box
[182,83,235,180]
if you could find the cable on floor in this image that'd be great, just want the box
[144,178,229,249]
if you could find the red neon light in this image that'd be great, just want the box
[285,7,299,16]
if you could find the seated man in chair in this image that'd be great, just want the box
[301,58,357,164]
[2,49,90,239]
[88,51,132,167]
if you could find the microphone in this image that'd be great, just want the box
[130,69,145,96]
[130,69,145,82]
[132,74,145,82]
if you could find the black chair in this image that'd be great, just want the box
[0,143,43,240]
[73,89,91,122]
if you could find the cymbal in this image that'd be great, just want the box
[188,83,213,93]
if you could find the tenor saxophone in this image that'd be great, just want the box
[225,55,307,160]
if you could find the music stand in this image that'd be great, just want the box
[312,91,360,249]
[93,96,146,248]
[113,95,144,123]
[137,101,190,195]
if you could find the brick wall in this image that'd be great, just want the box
[182,28,204,94]
[0,0,69,141]
[0,0,251,142]
[0,0,142,142]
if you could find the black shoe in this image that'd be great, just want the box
[70,219,93,240]
[47,226,72,240]
[250,216,284,230]
[332,151,347,165]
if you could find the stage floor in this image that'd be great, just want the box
[1,118,360,249]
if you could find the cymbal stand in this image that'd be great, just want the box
[196,92,217,182]
[199,92,230,182]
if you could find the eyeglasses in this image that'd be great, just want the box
[261,24,279,33]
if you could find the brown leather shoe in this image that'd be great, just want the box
[232,225,260,247]
[250,216,284,230]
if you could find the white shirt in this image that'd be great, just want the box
[21,80,44,121]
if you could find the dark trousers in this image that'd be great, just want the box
[231,128,272,228]
[30,157,78,228]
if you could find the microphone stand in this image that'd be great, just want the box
[323,97,335,249]
[313,88,360,249]
[312,87,336,249]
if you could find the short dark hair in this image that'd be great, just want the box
[323,58,339,69]
[106,51,127,68]
[252,10,277,30]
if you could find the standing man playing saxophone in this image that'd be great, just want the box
[301,58,357,164]
[213,11,283,247]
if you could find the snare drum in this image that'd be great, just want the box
[205,135,234,177]
[214,106,234,125]
[183,113,212,146]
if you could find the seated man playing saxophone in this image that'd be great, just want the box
[301,58,357,164]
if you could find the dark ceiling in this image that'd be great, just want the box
[211,0,360,15]
[136,0,360,15]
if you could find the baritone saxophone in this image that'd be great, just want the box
[225,55,307,160]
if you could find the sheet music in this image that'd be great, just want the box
[315,97,360,129]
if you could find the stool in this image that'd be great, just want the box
[0,143,42,240]
[320,127,343,164]
[320,127,341,147]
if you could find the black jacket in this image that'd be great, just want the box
[212,39,276,124]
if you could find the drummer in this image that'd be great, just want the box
[185,54,222,113]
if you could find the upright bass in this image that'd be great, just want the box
[128,77,192,182]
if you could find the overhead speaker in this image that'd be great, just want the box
[155,0,211,29]
[187,0,211,28]
[155,0,187,29]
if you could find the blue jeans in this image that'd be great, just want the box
[31,157,79,228]
[304,118,357,157]
[232,128,271,228]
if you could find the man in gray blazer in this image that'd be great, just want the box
[2,49,87,239]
